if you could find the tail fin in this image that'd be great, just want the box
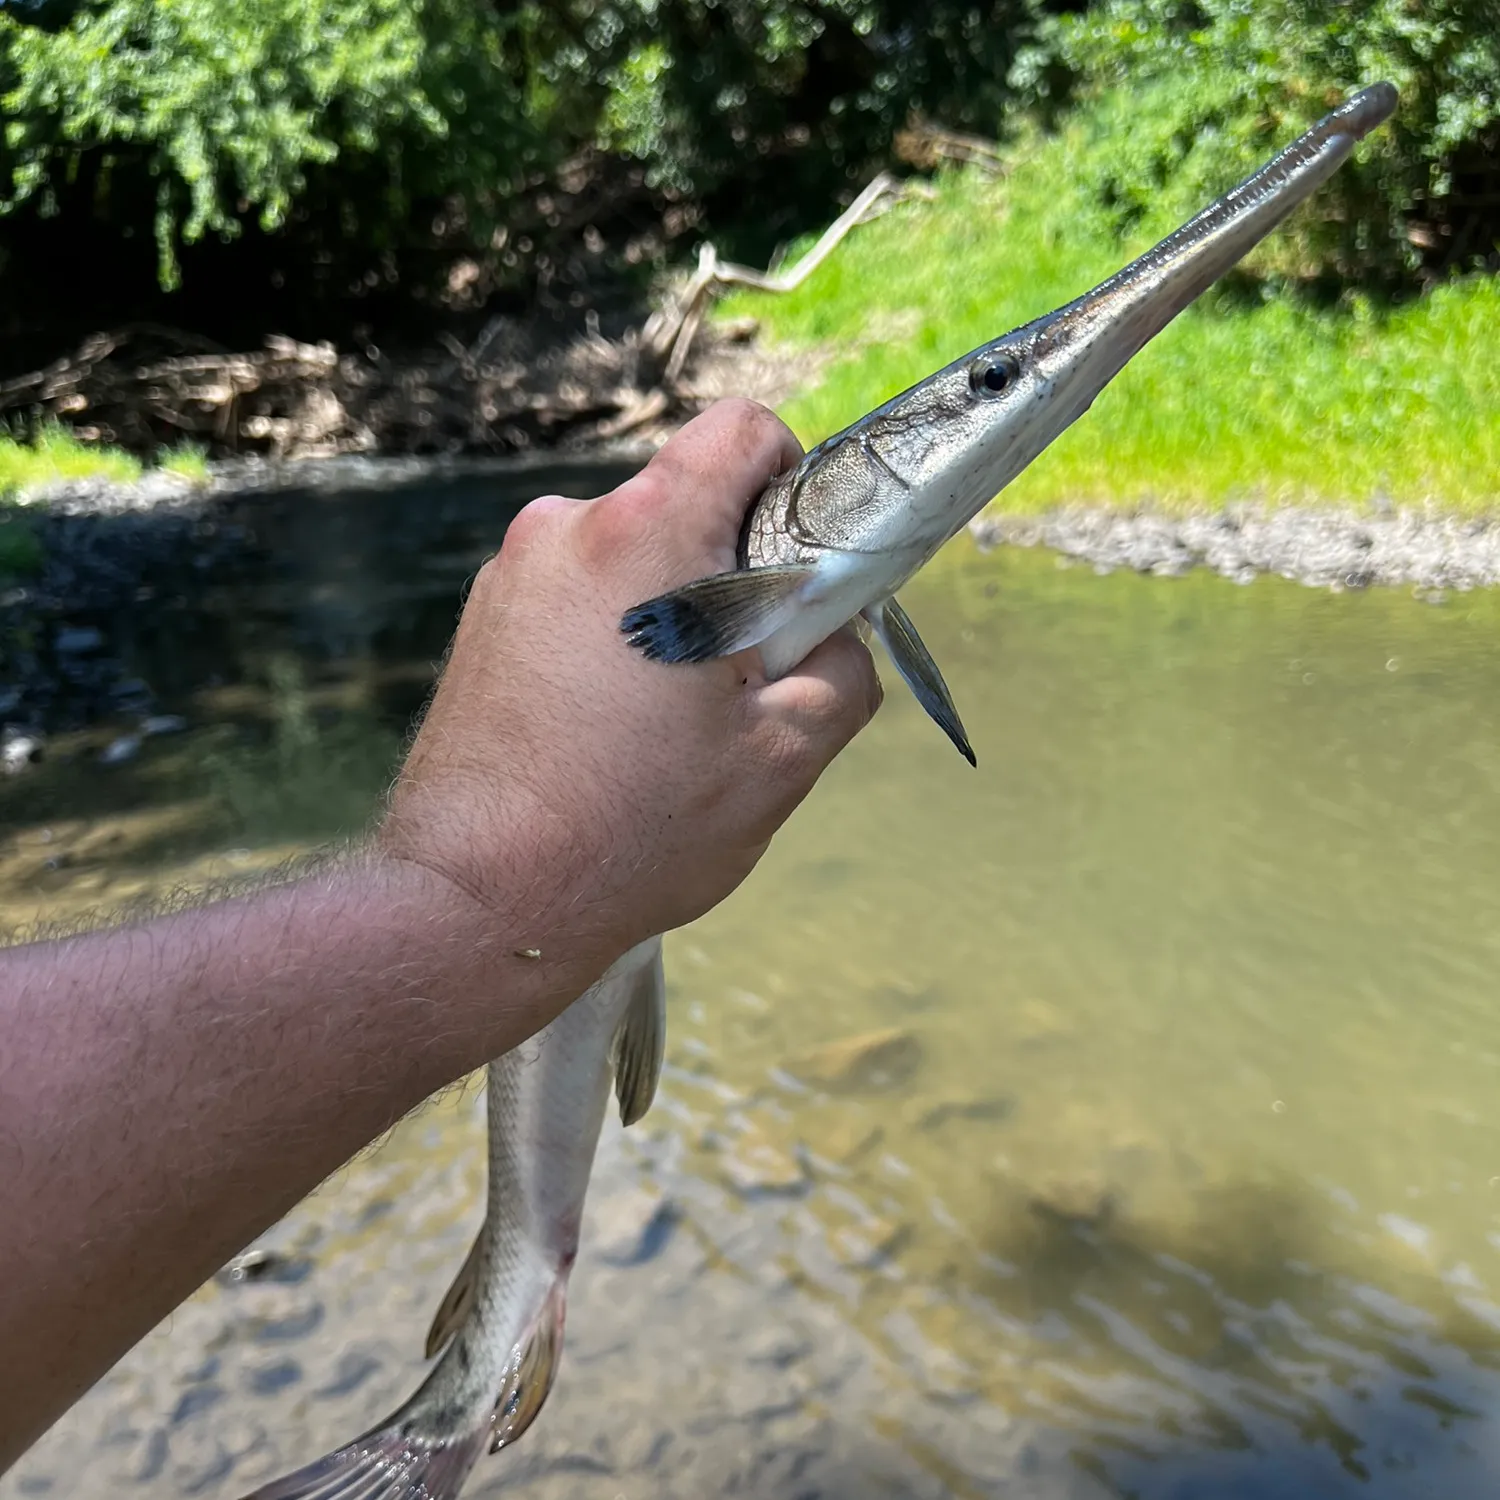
[239,1426,490,1500]
[239,1283,568,1500]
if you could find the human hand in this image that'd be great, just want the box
[380,399,882,980]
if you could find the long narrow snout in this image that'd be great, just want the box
[1030,83,1398,423]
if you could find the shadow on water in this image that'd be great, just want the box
[959,1175,1500,1496]
[0,458,640,922]
[677,1158,1500,1499]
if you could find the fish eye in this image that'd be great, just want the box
[971,355,1020,396]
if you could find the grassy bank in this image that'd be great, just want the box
[719,117,1500,516]
[0,424,210,498]
[0,426,212,579]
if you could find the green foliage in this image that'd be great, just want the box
[4,0,1499,305]
[720,134,1500,512]
[0,508,43,577]
[598,2,1044,222]
[0,421,213,495]
[0,0,573,287]
[1040,0,1500,283]
[0,0,1059,291]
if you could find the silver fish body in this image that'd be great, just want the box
[622,83,1399,764]
[241,937,666,1500]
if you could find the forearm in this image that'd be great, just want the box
[0,848,603,1469]
[0,398,879,1472]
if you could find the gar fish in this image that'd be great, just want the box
[240,936,666,1500]
[622,83,1399,765]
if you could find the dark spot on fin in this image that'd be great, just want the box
[863,596,976,766]
[621,565,814,664]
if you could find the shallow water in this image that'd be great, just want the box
[5,467,1500,1498]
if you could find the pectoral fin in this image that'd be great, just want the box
[612,942,667,1126]
[863,596,976,767]
[621,564,815,663]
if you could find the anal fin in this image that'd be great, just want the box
[621,564,814,663]
[863,595,976,766]
[612,942,666,1127]
[490,1281,568,1453]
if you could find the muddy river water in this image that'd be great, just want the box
[4,463,1500,1499]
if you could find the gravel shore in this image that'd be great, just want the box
[969,503,1500,595]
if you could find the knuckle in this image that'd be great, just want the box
[600,468,668,533]
[500,494,562,558]
[577,471,670,567]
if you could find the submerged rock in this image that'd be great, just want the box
[141,713,188,737]
[831,1215,909,1270]
[99,733,142,765]
[1012,998,1077,1046]
[2,726,43,773]
[53,623,105,654]
[796,1109,885,1167]
[1027,1171,1115,1228]
[719,1121,810,1198]
[910,1094,1014,1131]
[786,1027,923,1094]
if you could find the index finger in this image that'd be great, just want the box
[583,399,802,579]
[644,398,803,531]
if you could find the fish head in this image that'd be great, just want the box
[782,81,1397,573]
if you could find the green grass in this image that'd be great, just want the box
[0,425,215,578]
[718,118,1500,516]
[0,422,143,495]
[158,440,211,484]
[0,424,215,506]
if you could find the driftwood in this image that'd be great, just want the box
[893,117,1009,176]
[640,170,913,387]
[0,169,933,461]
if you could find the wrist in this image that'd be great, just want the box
[358,837,620,1076]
